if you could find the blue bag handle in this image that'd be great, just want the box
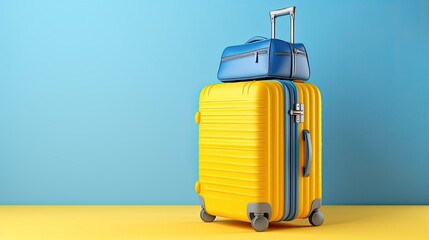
[303,130,312,177]
[245,36,268,44]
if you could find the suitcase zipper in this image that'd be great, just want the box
[221,49,268,63]
[275,52,291,56]
[293,48,306,56]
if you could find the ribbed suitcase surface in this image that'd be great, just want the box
[195,81,323,231]
[196,81,284,221]
[295,82,322,218]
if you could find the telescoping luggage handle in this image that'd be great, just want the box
[270,6,296,43]
[303,129,312,177]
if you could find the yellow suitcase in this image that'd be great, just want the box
[194,81,322,231]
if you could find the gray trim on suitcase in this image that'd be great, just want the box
[288,81,300,221]
[281,81,291,220]
[247,203,272,221]
[199,196,206,210]
[307,198,322,218]
[277,81,299,221]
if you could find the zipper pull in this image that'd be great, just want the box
[254,51,259,63]
[293,48,305,55]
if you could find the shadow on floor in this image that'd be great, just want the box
[207,206,385,231]
[213,219,311,232]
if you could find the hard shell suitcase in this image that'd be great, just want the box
[194,80,322,231]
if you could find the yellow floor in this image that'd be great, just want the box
[0,205,427,240]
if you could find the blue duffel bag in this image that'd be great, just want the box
[218,6,310,82]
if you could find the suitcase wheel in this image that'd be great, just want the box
[309,210,324,226]
[251,215,269,232]
[200,209,216,222]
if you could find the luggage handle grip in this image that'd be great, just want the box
[303,129,312,177]
[270,6,295,43]
[245,36,268,44]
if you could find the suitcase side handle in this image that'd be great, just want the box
[270,6,296,43]
[303,129,312,177]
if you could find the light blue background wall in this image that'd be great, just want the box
[0,0,428,205]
